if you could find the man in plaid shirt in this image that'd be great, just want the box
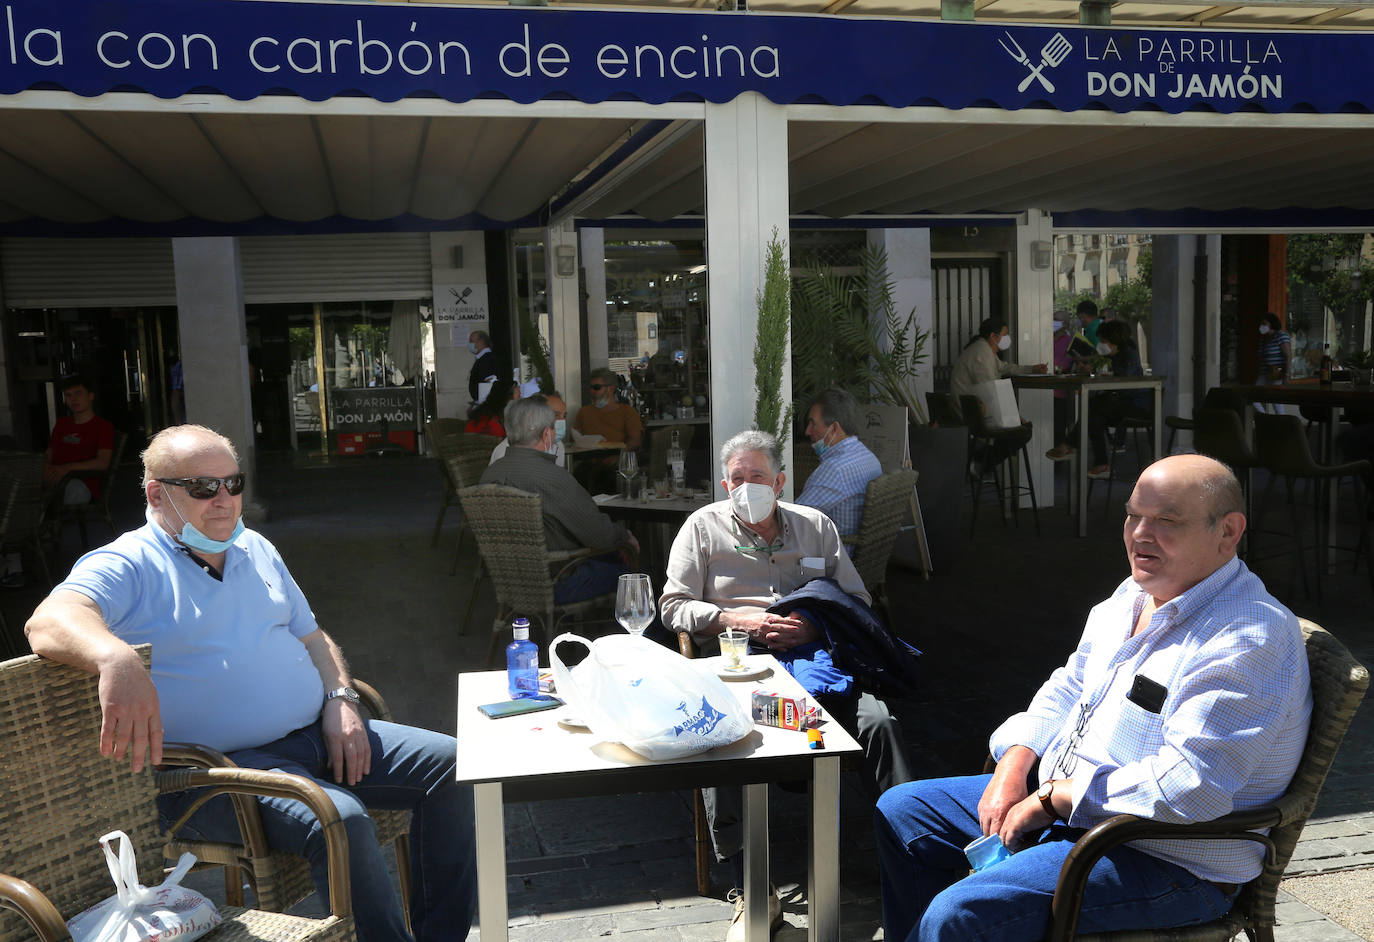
[874,454,1312,942]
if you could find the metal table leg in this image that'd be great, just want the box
[743,782,771,942]
[809,756,842,942]
[1077,385,1091,537]
[474,782,508,942]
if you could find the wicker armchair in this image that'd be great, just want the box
[1046,619,1369,942]
[48,430,128,550]
[161,680,413,926]
[457,483,617,664]
[0,451,53,589]
[0,646,356,942]
[843,469,918,611]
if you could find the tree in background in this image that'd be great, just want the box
[1287,233,1374,360]
[753,229,793,455]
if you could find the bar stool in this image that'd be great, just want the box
[960,395,1040,536]
[1163,387,1249,454]
[1088,414,1154,519]
[1253,413,1372,601]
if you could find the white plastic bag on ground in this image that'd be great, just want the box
[66,830,222,942]
[551,633,753,760]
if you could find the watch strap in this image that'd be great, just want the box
[325,686,359,704]
[1039,781,1060,821]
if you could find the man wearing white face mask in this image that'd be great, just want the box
[948,317,1047,422]
[26,425,478,942]
[662,430,916,941]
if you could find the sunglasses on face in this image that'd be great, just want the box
[157,474,246,499]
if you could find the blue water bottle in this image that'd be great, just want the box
[506,617,538,699]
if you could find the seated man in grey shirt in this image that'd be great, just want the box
[480,396,638,603]
[661,429,915,942]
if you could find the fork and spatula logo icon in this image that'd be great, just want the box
[999,31,1073,93]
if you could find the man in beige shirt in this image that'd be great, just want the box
[661,429,915,941]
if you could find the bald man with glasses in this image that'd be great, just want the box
[26,424,476,942]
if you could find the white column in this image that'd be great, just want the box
[545,221,583,409]
[582,227,608,372]
[1151,234,1222,450]
[867,229,934,421]
[1015,210,1055,507]
[705,93,790,497]
[429,231,488,419]
[0,251,14,439]
[171,237,261,519]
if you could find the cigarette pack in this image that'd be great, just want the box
[751,690,810,731]
[538,671,556,694]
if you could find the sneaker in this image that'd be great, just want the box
[725,884,783,941]
[1087,465,1112,480]
[1045,445,1075,461]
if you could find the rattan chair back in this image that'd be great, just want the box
[850,469,918,595]
[1238,620,1371,932]
[0,452,47,542]
[1067,619,1368,942]
[457,484,557,617]
[0,647,166,942]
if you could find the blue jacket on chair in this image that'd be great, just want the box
[766,577,921,701]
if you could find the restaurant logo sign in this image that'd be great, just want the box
[672,696,728,740]
[996,26,1286,107]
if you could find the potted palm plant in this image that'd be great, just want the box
[792,246,966,568]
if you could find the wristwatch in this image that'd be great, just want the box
[325,686,360,705]
[1037,780,1061,822]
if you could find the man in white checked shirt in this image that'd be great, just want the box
[874,454,1312,942]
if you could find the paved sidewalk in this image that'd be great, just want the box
[12,450,1369,941]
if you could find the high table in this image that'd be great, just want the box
[595,491,713,579]
[455,653,862,942]
[1229,382,1374,572]
[1013,374,1166,537]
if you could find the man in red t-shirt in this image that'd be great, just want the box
[44,377,116,504]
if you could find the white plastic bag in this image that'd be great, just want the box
[972,378,1021,429]
[551,633,753,760]
[66,830,222,942]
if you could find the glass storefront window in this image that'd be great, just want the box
[248,299,428,458]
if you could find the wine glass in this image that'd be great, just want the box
[615,573,655,637]
[617,450,639,498]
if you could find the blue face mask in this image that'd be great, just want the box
[466,342,479,355]
[554,419,567,440]
[812,438,830,459]
[594,398,608,409]
[166,493,244,554]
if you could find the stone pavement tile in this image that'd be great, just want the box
[1282,870,1374,940]
[613,898,735,931]
[1300,818,1374,842]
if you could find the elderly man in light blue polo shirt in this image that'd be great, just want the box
[25,424,475,942]
[796,388,883,539]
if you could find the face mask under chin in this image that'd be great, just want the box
[163,492,245,554]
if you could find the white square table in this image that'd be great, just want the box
[455,652,862,942]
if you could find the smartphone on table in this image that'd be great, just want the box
[477,696,563,719]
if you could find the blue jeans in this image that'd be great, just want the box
[159,719,476,942]
[554,552,626,604]
[874,774,1236,942]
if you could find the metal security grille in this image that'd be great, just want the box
[932,260,1002,390]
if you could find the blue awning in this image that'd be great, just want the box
[1,0,1368,115]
